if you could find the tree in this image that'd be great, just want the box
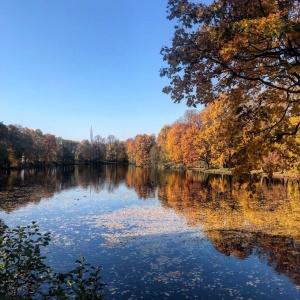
[166,122,189,165]
[181,123,201,167]
[0,122,7,140]
[6,125,23,166]
[30,129,45,165]
[161,0,300,176]
[106,135,118,161]
[149,144,160,166]
[115,141,128,163]
[43,134,57,165]
[76,140,91,164]
[126,138,136,164]
[92,135,107,163]
[161,0,300,140]
[132,134,156,167]
[157,125,172,166]
[196,99,236,169]
[21,128,35,164]
[182,109,199,124]
[56,138,78,165]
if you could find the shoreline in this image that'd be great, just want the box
[190,167,300,180]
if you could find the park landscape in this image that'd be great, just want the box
[1,0,300,299]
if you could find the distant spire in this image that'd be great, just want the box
[90,126,93,142]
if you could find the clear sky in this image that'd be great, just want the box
[0,0,205,142]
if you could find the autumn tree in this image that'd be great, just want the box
[115,141,128,162]
[166,122,189,166]
[132,134,156,167]
[76,140,91,164]
[196,99,238,169]
[161,0,300,175]
[161,0,300,108]
[106,135,118,162]
[42,134,57,165]
[157,125,172,166]
[30,129,45,165]
[125,138,136,164]
[6,125,34,167]
[92,135,106,163]
[181,123,201,167]
[56,138,78,165]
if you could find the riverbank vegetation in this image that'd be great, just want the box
[0,123,129,168]
[1,0,300,178]
[1,102,300,177]
[159,0,300,178]
[0,222,105,299]
[1,103,300,178]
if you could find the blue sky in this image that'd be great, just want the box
[0,0,205,142]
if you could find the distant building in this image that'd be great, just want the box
[90,126,93,142]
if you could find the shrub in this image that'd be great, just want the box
[0,221,105,299]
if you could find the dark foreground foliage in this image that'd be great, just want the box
[0,221,105,299]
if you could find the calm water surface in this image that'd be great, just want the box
[0,165,300,299]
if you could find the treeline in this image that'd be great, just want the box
[0,122,157,169]
[151,104,300,175]
[131,103,300,175]
[0,123,128,168]
[1,102,300,174]
[129,106,300,176]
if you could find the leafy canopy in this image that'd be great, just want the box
[161,0,300,140]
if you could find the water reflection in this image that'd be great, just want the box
[157,171,300,288]
[207,230,300,286]
[1,165,300,289]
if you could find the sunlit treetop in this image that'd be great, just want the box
[161,0,300,106]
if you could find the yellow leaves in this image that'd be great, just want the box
[217,12,283,60]
[182,125,201,167]
[218,12,286,61]
[236,12,283,36]
[128,134,155,167]
[155,86,300,176]
[219,46,236,61]
[166,123,189,165]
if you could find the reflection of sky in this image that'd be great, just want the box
[0,184,145,229]
[1,181,300,299]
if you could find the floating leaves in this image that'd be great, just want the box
[1,167,300,299]
[93,205,204,248]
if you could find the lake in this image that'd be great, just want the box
[0,165,300,299]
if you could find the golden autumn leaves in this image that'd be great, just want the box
[160,0,300,176]
[126,134,156,167]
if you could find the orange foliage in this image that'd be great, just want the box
[166,122,189,165]
[125,138,135,164]
[129,134,156,167]
[181,124,201,167]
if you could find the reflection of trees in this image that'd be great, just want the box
[156,172,300,287]
[2,166,300,286]
[0,164,160,213]
[207,230,300,286]
[126,166,157,199]
[0,165,129,213]
[75,164,129,193]
[0,168,64,213]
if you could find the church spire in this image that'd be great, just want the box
[90,126,93,142]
